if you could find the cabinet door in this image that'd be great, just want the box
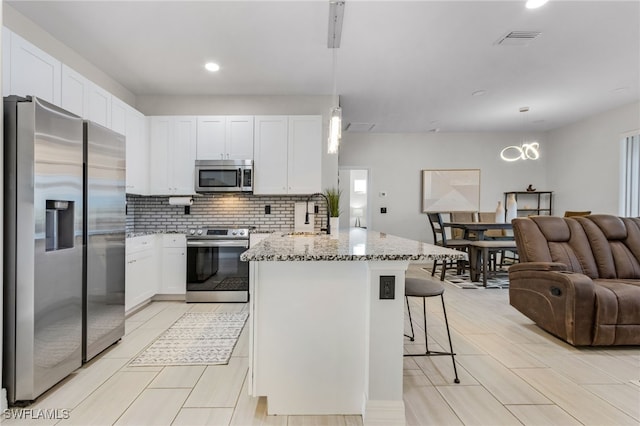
[61,64,90,118]
[9,31,62,105]
[288,115,322,194]
[161,247,186,295]
[125,107,149,194]
[196,116,226,160]
[226,116,254,159]
[2,27,11,97]
[88,82,111,128]
[253,116,289,194]
[172,116,197,194]
[110,96,128,135]
[148,116,172,194]
[125,249,156,311]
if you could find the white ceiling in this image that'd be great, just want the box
[7,0,640,133]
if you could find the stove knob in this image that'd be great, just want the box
[231,230,238,235]
[239,230,246,236]
[197,229,203,235]
[189,229,196,235]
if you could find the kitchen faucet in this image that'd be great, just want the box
[304,192,331,234]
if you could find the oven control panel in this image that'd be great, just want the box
[187,228,248,239]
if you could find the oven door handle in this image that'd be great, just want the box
[187,240,249,248]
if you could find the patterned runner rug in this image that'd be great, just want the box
[421,267,510,289]
[130,312,248,366]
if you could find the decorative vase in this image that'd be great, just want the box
[505,194,518,223]
[495,201,505,223]
[330,217,339,238]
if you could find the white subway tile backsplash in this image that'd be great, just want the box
[126,193,327,233]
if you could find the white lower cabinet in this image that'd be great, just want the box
[159,234,186,295]
[125,235,159,312]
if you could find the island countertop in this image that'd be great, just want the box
[240,227,466,262]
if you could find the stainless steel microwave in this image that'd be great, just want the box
[195,159,253,193]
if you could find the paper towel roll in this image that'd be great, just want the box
[168,196,193,206]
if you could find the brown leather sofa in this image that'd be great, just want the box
[509,214,640,346]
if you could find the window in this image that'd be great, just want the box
[622,133,640,217]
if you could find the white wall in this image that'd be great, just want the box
[339,132,548,243]
[137,94,339,190]
[547,101,640,216]
[3,4,135,106]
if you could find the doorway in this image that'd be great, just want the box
[338,168,369,229]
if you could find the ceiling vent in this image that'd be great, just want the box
[495,31,541,46]
[345,122,375,132]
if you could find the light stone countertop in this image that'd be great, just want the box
[240,227,467,262]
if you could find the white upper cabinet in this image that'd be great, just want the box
[288,115,322,194]
[196,116,226,159]
[6,30,61,105]
[149,116,197,195]
[3,27,12,97]
[127,108,149,195]
[196,115,254,160]
[61,64,90,117]
[254,116,289,194]
[88,82,111,128]
[253,115,321,195]
[172,117,198,194]
[110,96,128,135]
[226,116,254,159]
[120,102,149,195]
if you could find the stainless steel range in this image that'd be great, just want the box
[186,228,249,303]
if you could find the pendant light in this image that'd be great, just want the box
[327,1,345,154]
[500,107,540,162]
[328,48,341,154]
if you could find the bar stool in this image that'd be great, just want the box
[404,277,460,384]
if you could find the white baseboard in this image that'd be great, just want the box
[152,294,186,302]
[363,400,405,426]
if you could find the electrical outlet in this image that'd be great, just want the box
[379,276,395,300]
[265,205,271,214]
[184,206,190,215]
[381,207,387,214]
[314,205,319,214]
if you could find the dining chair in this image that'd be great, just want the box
[450,211,478,239]
[427,212,471,280]
[477,211,515,268]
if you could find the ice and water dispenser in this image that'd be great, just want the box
[45,200,75,251]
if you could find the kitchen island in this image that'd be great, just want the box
[240,228,465,425]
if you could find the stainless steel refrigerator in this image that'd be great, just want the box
[3,96,125,404]
[4,96,84,404]
[83,120,125,363]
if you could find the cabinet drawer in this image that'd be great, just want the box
[126,235,156,254]
[162,234,186,248]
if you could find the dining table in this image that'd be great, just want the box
[443,221,513,241]
[443,221,517,285]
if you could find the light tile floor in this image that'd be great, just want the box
[4,264,639,425]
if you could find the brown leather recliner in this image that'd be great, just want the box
[509,214,640,346]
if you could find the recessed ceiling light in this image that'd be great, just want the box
[205,62,220,72]
[472,90,487,97]
[526,0,549,9]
